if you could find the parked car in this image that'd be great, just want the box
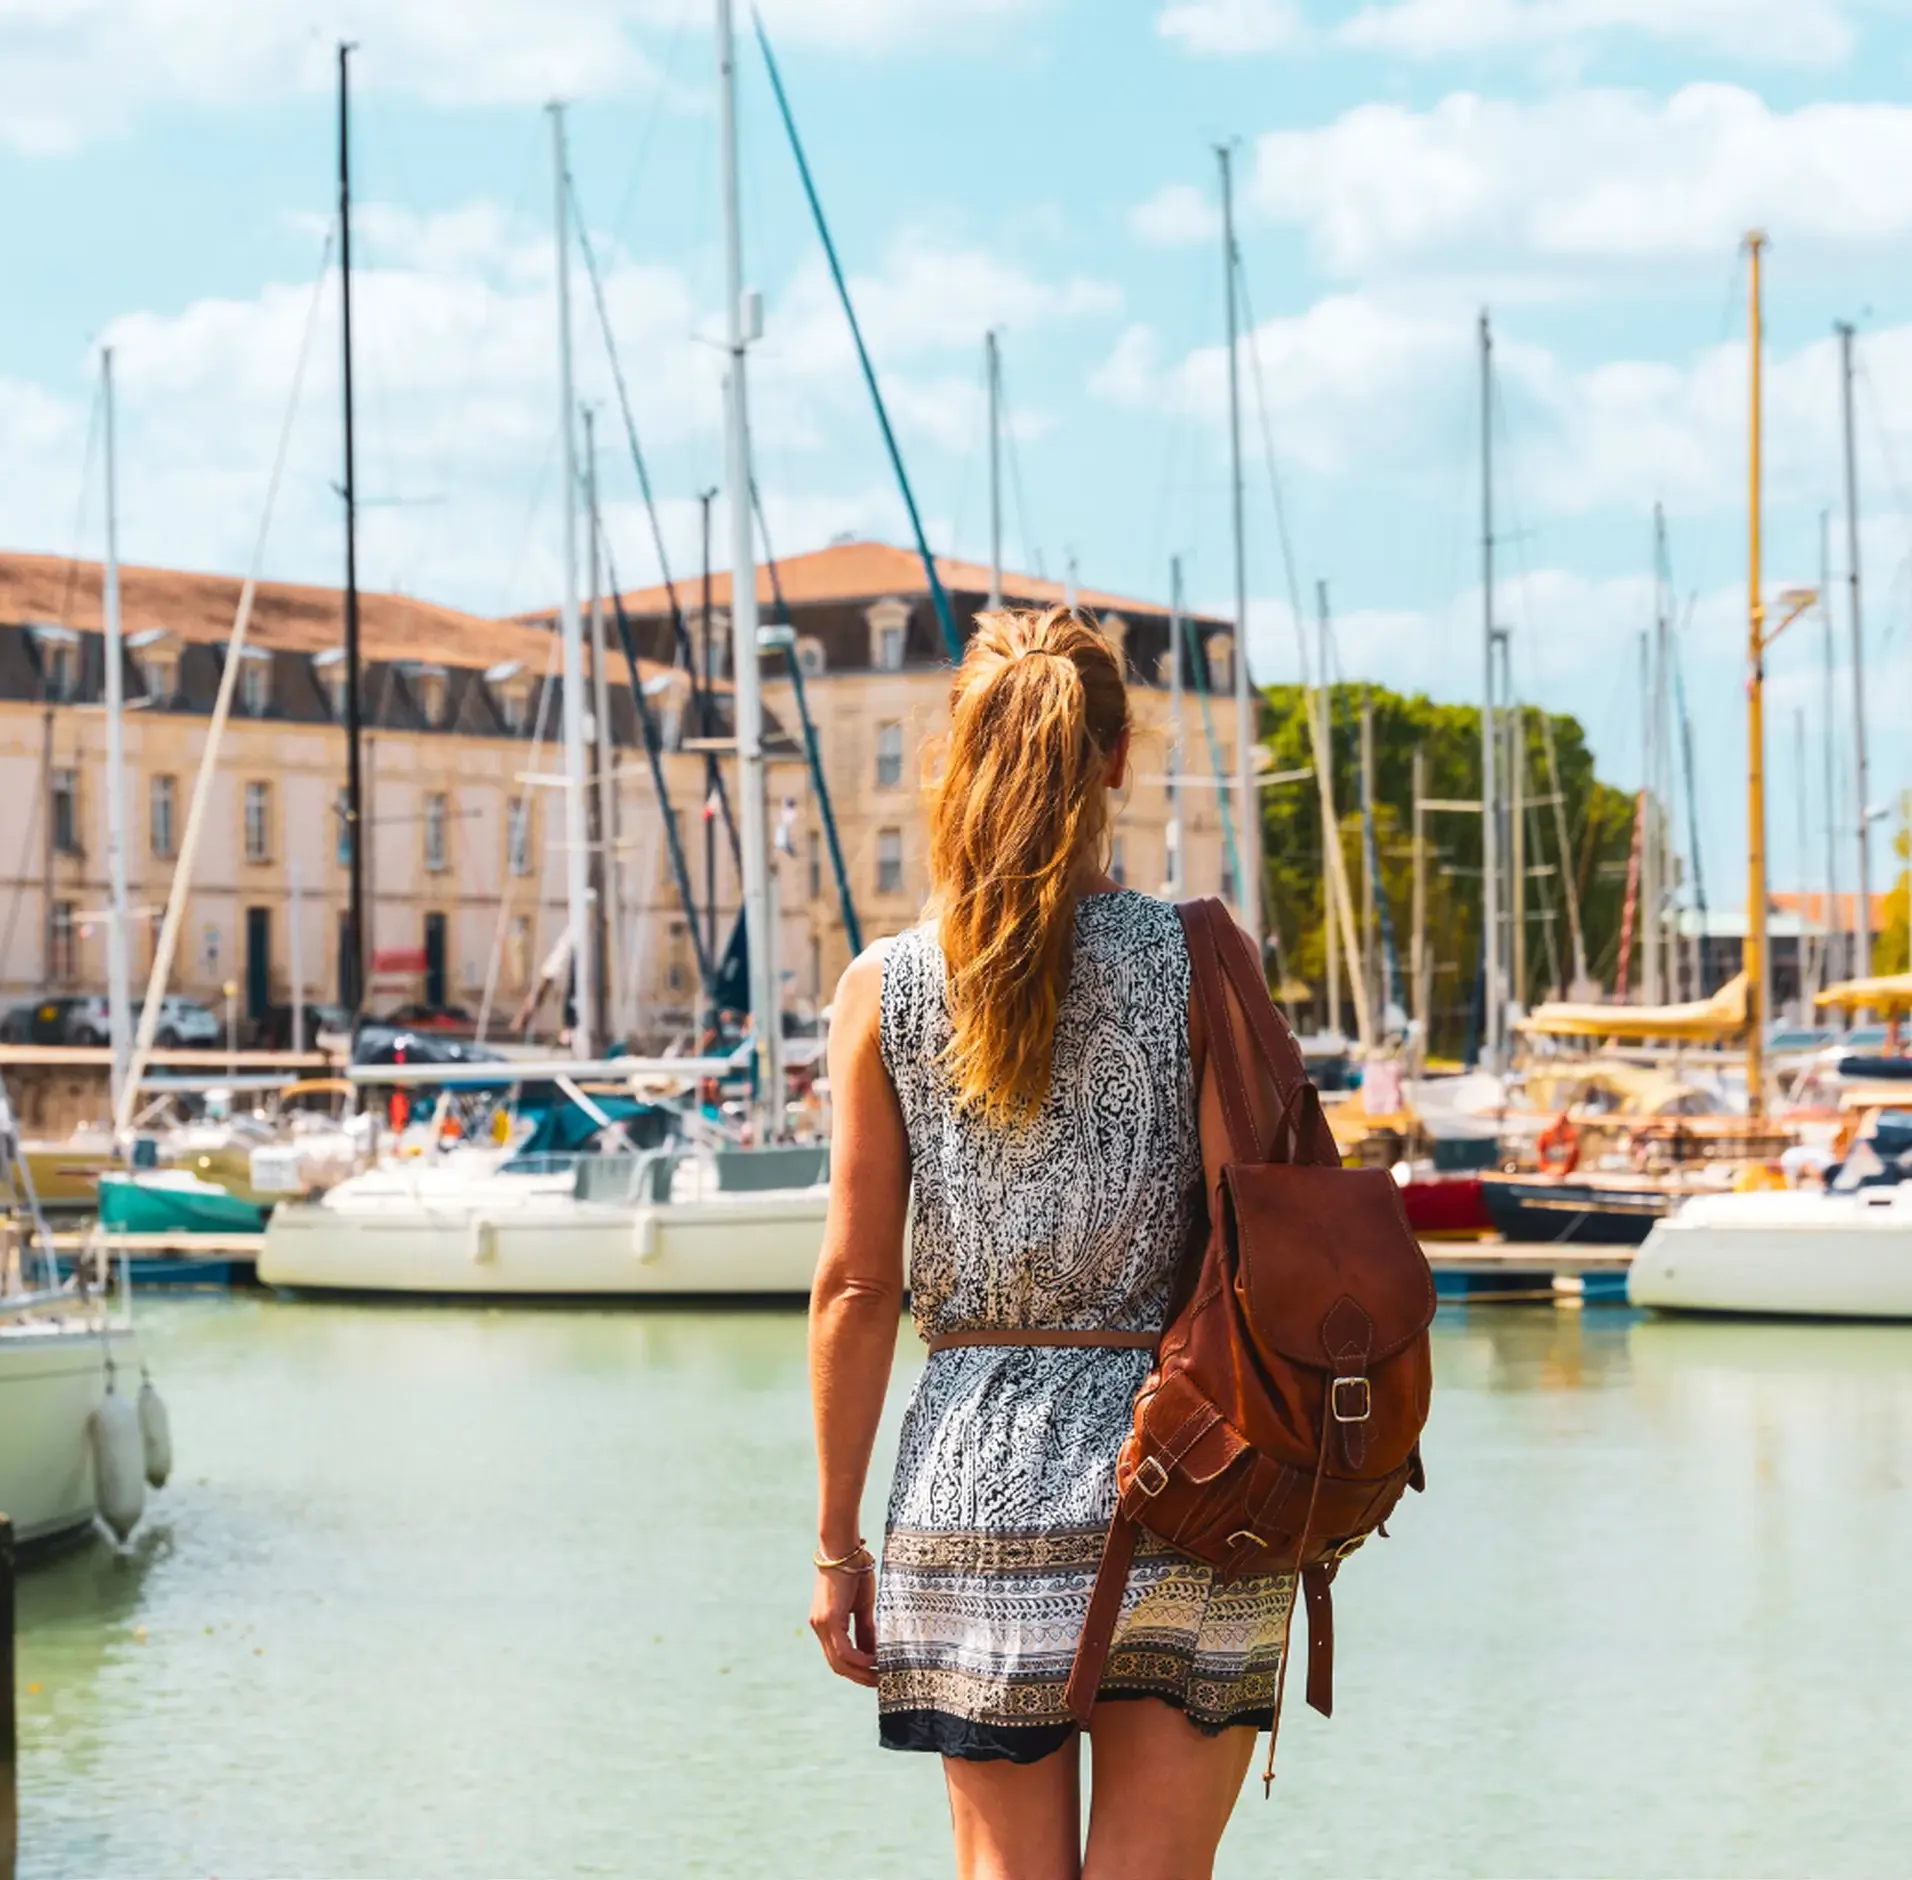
[378,1002,478,1036]
[149,996,221,1049]
[0,995,112,1045]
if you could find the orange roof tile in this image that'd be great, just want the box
[0,551,553,671]
[522,538,1225,625]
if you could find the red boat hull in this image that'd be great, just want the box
[1401,1176,1493,1240]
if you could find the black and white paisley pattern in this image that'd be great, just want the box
[874,891,1295,1761]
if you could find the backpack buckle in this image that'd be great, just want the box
[1330,1377,1371,1424]
[1133,1454,1171,1498]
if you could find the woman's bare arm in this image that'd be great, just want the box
[808,941,911,1686]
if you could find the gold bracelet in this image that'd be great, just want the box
[813,1539,876,1573]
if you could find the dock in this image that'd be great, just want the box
[1421,1238,1634,1303]
[44,1230,265,1288]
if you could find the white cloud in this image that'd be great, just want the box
[1156,0,1307,54]
[1130,182,1220,248]
[1246,85,1912,274]
[0,0,1041,155]
[2,199,1115,616]
[1338,0,1853,65]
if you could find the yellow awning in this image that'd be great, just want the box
[1814,973,1912,1016]
[1519,972,1749,1042]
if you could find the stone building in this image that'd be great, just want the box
[0,542,1241,1043]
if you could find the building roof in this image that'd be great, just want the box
[0,551,552,670]
[1770,890,1894,931]
[523,538,1228,626]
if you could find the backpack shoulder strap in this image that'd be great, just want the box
[1178,898,1262,1167]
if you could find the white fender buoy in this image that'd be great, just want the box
[138,1374,173,1489]
[91,1384,146,1543]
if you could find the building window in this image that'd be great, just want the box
[42,641,77,702]
[326,671,348,720]
[141,652,177,705]
[500,686,528,732]
[1205,634,1233,695]
[240,657,271,717]
[875,721,903,791]
[808,935,821,996]
[507,916,532,989]
[244,781,272,863]
[150,774,177,860]
[796,636,826,678]
[424,793,449,872]
[507,795,533,877]
[667,922,687,993]
[807,830,822,902]
[877,625,904,671]
[1111,834,1126,887]
[51,769,79,855]
[415,669,447,727]
[334,788,352,868]
[50,902,77,983]
[876,827,904,898]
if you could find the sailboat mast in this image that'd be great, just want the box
[1317,581,1340,1039]
[102,348,131,1115]
[986,331,1003,613]
[1820,510,1841,984]
[1217,143,1260,953]
[1838,321,1871,975]
[338,41,367,1016]
[717,0,780,1128]
[584,406,622,1045]
[1411,743,1427,1056]
[1168,556,1184,896]
[1479,311,1501,1065]
[550,103,596,1060]
[1745,232,1768,1117]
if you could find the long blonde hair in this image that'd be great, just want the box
[927,605,1131,1126]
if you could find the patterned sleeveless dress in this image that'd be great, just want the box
[874,889,1296,1761]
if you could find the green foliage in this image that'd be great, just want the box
[1254,683,1637,1054]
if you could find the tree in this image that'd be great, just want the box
[1255,683,1636,1056]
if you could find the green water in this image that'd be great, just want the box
[12,1297,1912,1878]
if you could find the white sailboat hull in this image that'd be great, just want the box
[0,1322,133,1546]
[1629,1189,1912,1320]
[258,1179,829,1296]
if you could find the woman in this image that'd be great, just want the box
[809,606,1291,1880]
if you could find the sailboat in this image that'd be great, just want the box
[259,28,832,1299]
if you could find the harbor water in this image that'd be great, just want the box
[14,1297,1912,1878]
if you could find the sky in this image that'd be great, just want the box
[7,0,1912,915]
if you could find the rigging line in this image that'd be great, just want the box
[752,5,961,661]
[609,0,700,242]
[1231,255,1309,681]
[1671,590,1709,925]
[116,219,337,1139]
[603,538,718,993]
[567,168,739,867]
[398,114,547,600]
[751,480,863,956]
[997,351,1042,581]
[57,371,106,630]
[475,629,563,1042]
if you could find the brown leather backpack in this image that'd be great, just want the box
[1063,898,1435,1790]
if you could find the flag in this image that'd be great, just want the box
[702,785,722,823]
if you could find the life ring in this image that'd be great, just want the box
[1537,1113,1580,1176]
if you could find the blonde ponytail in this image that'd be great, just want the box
[927,606,1131,1125]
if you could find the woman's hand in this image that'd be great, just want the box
[810,1564,879,1686]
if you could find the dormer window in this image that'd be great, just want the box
[796,636,826,679]
[30,624,80,702]
[410,664,449,727]
[238,652,272,717]
[486,660,531,733]
[128,628,178,705]
[866,598,910,672]
[313,647,348,720]
[1204,632,1234,695]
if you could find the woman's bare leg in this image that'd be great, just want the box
[1081,1700,1255,1880]
[944,1742,1083,1880]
